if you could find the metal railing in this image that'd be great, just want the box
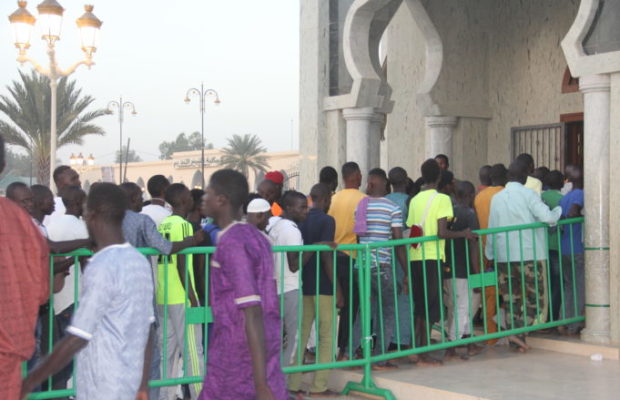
[24,218,585,400]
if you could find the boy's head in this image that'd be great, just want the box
[85,183,128,239]
[341,161,362,188]
[6,182,33,213]
[319,166,338,193]
[478,165,492,187]
[53,165,81,191]
[533,166,550,183]
[421,158,441,186]
[565,164,582,184]
[455,180,476,207]
[515,153,535,174]
[438,170,455,195]
[490,163,508,186]
[60,186,87,217]
[434,154,449,170]
[507,159,529,185]
[544,170,564,191]
[190,188,205,215]
[388,167,408,192]
[203,169,249,219]
[257,179,279,205]
[165,183,192,216]
[310,183,332,213]
[366,168,389,197]
[281,190,309,224]
[406,177,420,197]
[119,182,143,212]
[246,198,271,231]
[147,175,170,199]
[31,184,55,216]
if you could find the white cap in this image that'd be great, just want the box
[247,198,271,213]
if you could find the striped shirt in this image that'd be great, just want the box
[356,197,402,266]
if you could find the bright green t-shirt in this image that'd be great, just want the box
[541,190,563,251]
[156,215,196,305]
[406,189,454,261]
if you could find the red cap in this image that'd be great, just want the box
[265,171,284,185]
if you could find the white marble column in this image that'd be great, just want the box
[343,107,383,177]
[608,72,620,345]
[580,74,611,345]
[425,116,458,160]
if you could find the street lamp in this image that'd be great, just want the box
[107,97,137,183]
[69,152,95,173]
[184,84,220,188]
[8,1,103,188]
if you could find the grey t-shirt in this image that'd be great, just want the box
[67,243,154,400]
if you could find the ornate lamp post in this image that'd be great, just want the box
[69,151,95,173]
[8,1,103,187]
[107,97,137,183]
[184,84,220,188]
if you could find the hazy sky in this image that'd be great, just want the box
[0,0,300,165]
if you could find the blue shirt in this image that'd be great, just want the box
[485,182,562,262]
[385,192,409,228]
[559,189,584,255]
[299,208,336,295]
[122,210,173,254]
[67,243,154,400]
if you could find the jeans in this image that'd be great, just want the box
[281,290,300,366]
[390,264,412,346]
[349,266,396,360]
[336,254,359,354]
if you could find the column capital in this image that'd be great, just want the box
[425,116,458,128]
[343,107,381,121]
[580,74,611,94]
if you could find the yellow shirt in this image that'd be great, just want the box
[406,189,453,261]
[525,176,542,195]
[328,189,366,251]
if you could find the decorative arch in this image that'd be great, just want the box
[327,0,442,114]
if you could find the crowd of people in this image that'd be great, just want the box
[0,129,586,400]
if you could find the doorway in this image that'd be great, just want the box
[561,113,584,171]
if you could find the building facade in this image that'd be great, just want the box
[300,0,620,345]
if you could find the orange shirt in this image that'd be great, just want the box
[0,198,49,359]
[271,202,283,217]
[474,186,504,230]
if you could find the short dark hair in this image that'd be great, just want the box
[165,183,189,208]
[60,186,85,207]
[435,154,449,167]
[319,166,338,184]
[87,182,128,225]
[120,182,141,196]
[545,170,564,190]
[341,162,360,180]
[190,188,205,211]
[421,159,441,185]
[147,175,170,198]
[455,180,475,199]
[53,165,71,184]
[516,153,535,170]
[31,184,52,202]
[310,183,331,202]
[6,181,28,200]
[438,170,454,191]
[479,165,492,186]
[507,159,529,184]
[243,192,263,214]
[281,190,306,210]
[388,167,408,187]
[209,169,249,211]
[490,163,508,186]
[368,168,387,181]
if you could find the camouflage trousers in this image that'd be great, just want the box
[497,261,548,329]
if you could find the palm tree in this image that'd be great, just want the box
[0,70,109,185]
[220,134,269,178]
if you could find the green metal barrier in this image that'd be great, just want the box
[26,218,585,400]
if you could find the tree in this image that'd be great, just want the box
[115,145,142,163]
[3,147,32,177]
[220,134,269,178]
[0,70,109,186]
[158,131,214,160]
